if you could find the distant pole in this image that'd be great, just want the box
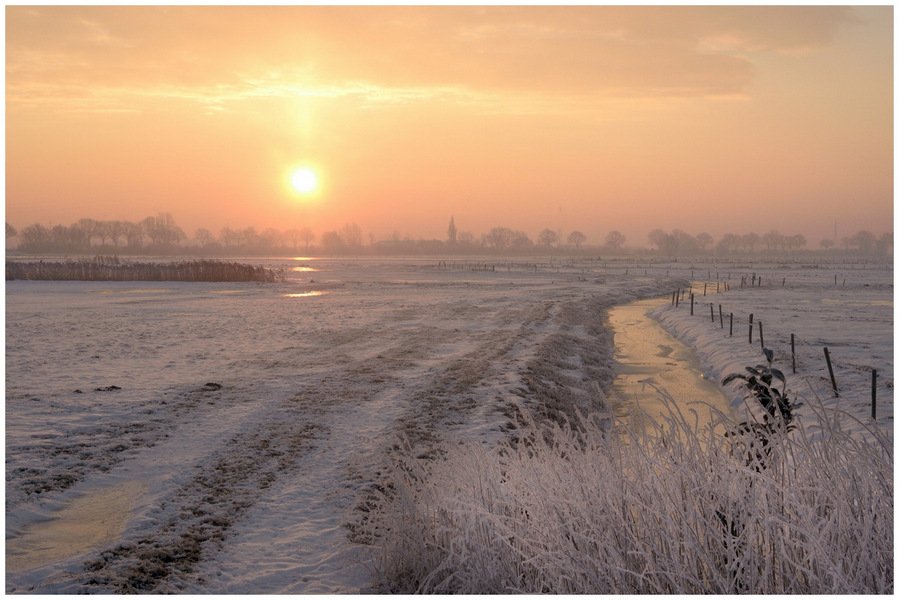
[703,282,707,296]
[672,290,676,306]
[824,347,839,397]
[676,290,680,308]
[729,313,733,337]
[710,303,714,322]
[872,369,877,419]
[790,333,796,374]
[690,293,694,315]
[758,321,764,349]
[718,304,723,328]
[748,313,754,344]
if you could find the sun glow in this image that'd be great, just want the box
[290,167,319,195]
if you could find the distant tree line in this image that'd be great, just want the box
[647,228,892,258]
[6,214,891,258]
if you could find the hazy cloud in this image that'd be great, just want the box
[7,6,858,114]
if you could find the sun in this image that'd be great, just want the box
[290,167,318,194]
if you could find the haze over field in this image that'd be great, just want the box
[6,6,893,245]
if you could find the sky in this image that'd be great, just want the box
[5,5,893,246]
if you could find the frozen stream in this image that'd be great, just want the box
[609,296,733,432]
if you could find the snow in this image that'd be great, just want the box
[5,256,891,592]
[5,257,679,593]
[647,263,893,440]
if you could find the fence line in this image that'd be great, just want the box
[665,284,885,418]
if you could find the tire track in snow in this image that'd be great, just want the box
[77,406,322,593]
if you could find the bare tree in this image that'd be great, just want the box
[510,230,533,249]
[107,221,127,248]
[567,230,586,249]
[283,229,301,251]
[194,228,214,248]
[19,224,50,249]
[716,233,739,255]
[261,228,282,250]
[299,227,315,252]
[220,227,240,249]
[648,229,669,253]
[605,230,626,250]
[538,228,559,248]
[876,232,892,256]
[850,230,876,254]
[696,232,714,252]
[321,230,344,253]
[342,223,363,248]
[788,233,807,251]
[485,227,514,250]
[6,222,17,240]
[741,232,760,253]
[763,230,784,252]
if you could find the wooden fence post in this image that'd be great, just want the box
[791,333,796,374]
[759,321,764,349]
[748,313,754,344]
[872,369,877,419]
[710,303,715,322]
[824,347,839,397]
[729,313,733,337]
[690,293,694,315]
[719,304,723,328]
[676,290,680,308]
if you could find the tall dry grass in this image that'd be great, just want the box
[367,394,892,593]
[6,257,283,282]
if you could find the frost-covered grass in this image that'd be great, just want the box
[369,395,893,594]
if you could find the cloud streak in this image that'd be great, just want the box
[7,6,857,115]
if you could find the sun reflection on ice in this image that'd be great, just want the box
[284,291,327,298]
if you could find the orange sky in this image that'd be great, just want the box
[6,6,893,246]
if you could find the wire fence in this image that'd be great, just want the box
[666,280,891,420]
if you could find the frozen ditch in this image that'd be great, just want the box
[609,296,733,432]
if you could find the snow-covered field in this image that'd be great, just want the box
[5,256,679,593]
[5,256,891,593]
